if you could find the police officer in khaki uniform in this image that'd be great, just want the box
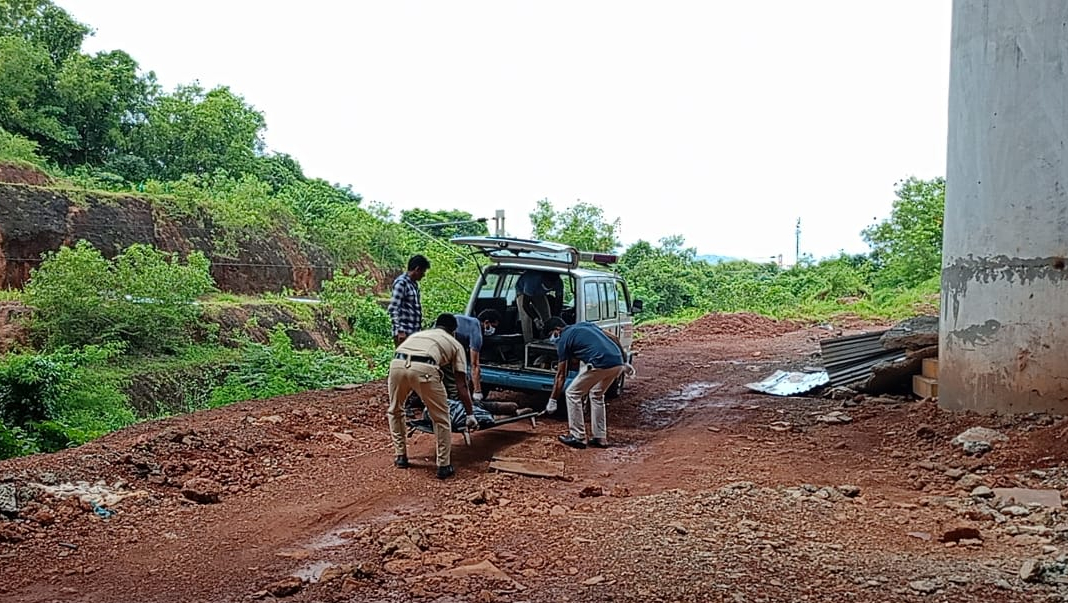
[387,313,478,479]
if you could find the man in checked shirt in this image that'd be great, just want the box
[388,254,430,416]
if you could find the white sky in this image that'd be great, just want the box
[59,1,951,262]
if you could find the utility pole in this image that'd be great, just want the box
[493,210,506,236]
[795,218,801,265]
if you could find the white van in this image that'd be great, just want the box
[452,236,643,398]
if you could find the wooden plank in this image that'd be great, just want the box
[489,457,566,479]
[913,374,938,398]
[922,357,939,379]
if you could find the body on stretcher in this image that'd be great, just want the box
[406,400,544,446]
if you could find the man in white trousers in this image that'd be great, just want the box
[544,317,634,449]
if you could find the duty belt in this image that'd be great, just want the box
[394,353,436,365]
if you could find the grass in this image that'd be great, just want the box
[640,277,940,332]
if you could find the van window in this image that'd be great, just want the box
[478,273,501,298]
[604,281,617,318]
[616,281,629,314]
[583,281,601,321]
[501,272,520,305]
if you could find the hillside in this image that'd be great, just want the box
[0,164,386,294]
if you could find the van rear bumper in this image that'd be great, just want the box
[481,366,575,393]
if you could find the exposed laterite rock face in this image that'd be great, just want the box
[0,301,30,353]
[0,183,335,294]
[0,163,50,186]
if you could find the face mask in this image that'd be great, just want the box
[548,333,559,343]
[483,325,496,336]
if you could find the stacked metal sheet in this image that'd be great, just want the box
[819,330,905,387]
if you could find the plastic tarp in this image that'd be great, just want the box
[746,370,829,396]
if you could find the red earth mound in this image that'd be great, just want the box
[0,163,50,186]
[637,312,802,349]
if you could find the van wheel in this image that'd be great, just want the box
[606,373,625,399]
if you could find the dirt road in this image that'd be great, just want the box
[2,313,1066,602]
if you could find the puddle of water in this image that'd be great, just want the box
[307,531,348,550]
[639,381,723,429]
[294,560,335,583]
[306,501,430,551]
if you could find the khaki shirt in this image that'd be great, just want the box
[396,328,467,377]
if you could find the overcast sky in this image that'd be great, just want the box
[59,1,951,262]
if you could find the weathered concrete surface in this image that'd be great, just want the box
[941,1,1068,413]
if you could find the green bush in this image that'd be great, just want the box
[320,271,392,340]
[0,421,37,458]
[0,344,133,458]
[0,126,44,166]
[24,240,216,353]
[208,326,379,407]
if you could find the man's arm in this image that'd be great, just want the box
[548,358,568,402]
[605,331,627,360]
[469,349,482,396]
[387,278,405,333]
[455,371,475,415]
[448,341,475,416]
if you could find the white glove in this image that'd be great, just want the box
[465,414,479,431]
[472,392,484,402]
[623,363,637,378]
[534,318,545,330]
[545,398,558,414]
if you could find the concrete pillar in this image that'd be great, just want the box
[941,1,1068,413]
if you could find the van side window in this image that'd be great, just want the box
[616,281,629,314]
[583,281,601,321]
[604,281,617,318]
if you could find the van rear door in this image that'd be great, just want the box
[452,236,580,270]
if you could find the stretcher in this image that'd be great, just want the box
[406,409,545,445]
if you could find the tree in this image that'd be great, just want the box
[0,35,72,154]
[129,84,266,180]
[861,176,945,288]
[254,152,306,192]
[618,236,702,316]
[55,49,157,165]
[279,177,362,225]
[400,208,488,239]
[0,0,89,66]
[529,198,621,252]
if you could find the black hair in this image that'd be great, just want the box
[434,312,458,333]
[408,254,430,271]
[545,316,567,331]
[477,309,502,324]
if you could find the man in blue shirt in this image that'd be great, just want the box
[515,270,564,342]
[543,317,630,449]
[452,309,502,401]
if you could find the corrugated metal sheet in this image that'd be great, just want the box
[820,330,904,386]
[746,370,830,396]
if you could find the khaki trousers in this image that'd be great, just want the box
[387,360,453,467]
[565,363,625,440]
